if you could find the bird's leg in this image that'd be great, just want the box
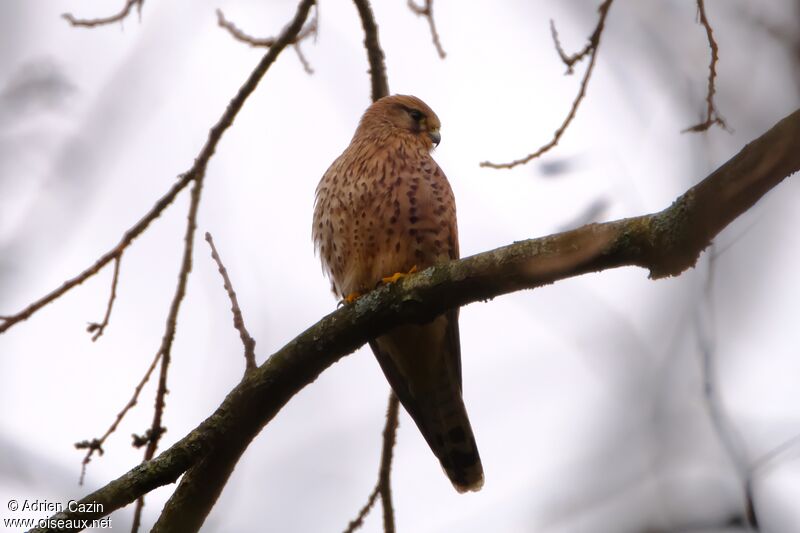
[381,265,418,284]
[338,292,362,307]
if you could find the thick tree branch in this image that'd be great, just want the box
[30,108,800,532]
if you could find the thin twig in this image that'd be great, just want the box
[0,175,192,335]
[62,0,143,28]
[341,7,396,531]
[293,44,315,75]
[407,0,446,59]
[481,0,614,169]
[683,0,727,133]
[352,0,390,101]
[696,248,757,527]
[343,487,380,533]
[216,7,318,75]
[0,4,318,340]
[147,3,318,531]
[343,394,399,533]
[378,394,399,533]
[205,232,257,374]
[751,432,800,472]
[130,174,206,532]
[550,20,593,72]
[87,254,122,342]
[74,348,163,485]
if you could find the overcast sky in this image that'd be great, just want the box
[1,1,799,532]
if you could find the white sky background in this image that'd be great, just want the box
[1,1,799,532]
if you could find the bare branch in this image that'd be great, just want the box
[129,174,205,532]
[481,0,614,169]
[352,0,390,101]
[74,348,163,484]
[149,3,318,532]
[683,0,727,133]
[0,175,191,335]
[343,486,380,533]
[293,44,315,75]
[378,394,399,533]
[86,254,122,342]
[205,232,257,374]
[216,7,318,75]
[550,19,593,72]
[343,393,399,533]
[1,3,318,340]
[29,108,800,533]
[343,9,397,531]
[752,432,800,472]
[62,0,144,28]
[407,0,446,59]
[696,248,757,528]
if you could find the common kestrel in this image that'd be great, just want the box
[313,94,483,492]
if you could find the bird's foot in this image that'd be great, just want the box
[338,292,362,307]
[381,265,418,284]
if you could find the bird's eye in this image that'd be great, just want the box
[408,109,424,122]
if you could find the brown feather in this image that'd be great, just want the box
[313,95,483,492]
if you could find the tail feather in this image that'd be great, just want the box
[369,311,483,492]
[423,392,484,492]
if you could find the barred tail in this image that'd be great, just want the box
[424,382,484,492]
[369,311,483,492]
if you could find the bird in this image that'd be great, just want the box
[312,94,483,492]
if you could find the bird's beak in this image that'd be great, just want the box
[428,128,441,146]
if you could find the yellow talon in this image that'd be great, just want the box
[341,292,361,305]
[382,265,418,284]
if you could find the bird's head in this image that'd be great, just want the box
[358,94,442,149]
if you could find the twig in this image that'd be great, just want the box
[352,0,390,101]
[293,45,315,75]
[29,109,800,532]
[1,1,317,341]
[62,0,144,28]
[378,394,399,533]
[205,232,257,374]
[216,7,318,75]
[683,0,727,133]
[147,3,318,532]
[0,174,192,335]
[86,254,122,342]
[343,393,399,533]
[407,0,446,59]
[130,172,205,532]
[696,247,757,528]
[74,349,163,485]
[342,8,396,531]
[481,0,614,169]
[343,486,380,533]
[751,432,800,472]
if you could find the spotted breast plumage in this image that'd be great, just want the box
[312,94,483,492]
